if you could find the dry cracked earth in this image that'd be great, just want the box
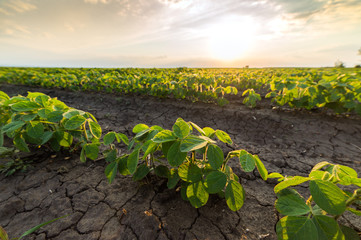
[1,84,361,240]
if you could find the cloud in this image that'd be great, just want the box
[1,0,36,14]
[84,0,111,4]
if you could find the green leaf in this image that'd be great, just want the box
[132,124,149,133]
[105,149,117,162]
[118,155,130,176]
[167,141,187,167]
[268,172,285,181]
[18,215,69,240]
[11,101,41,112]
[188,121,205,135]
[27,123,44,139]
[203,127,215,137]
[239,150,256,172]
[155,165,169,178]
[84,143,99,160]
[14,135,30,152]
[2,121,25,133]
[80,147,86,162]
[105,161,118,184]
[133,164,150,181]
[311,161,331,172]
[178,162,202,182]
[58,131,73,147]
[347,207,361,216]
[142,141,158,160]
[215,130,232,144]
[152,130,176,143]
[63,110,80,119]
[116,133,129,145]
[340,225,360,240]
[207,144,224,170]
[309,180,347,215]
[276,216,318,240]
[275,188,310,216]
[89,121,102,139]
[127,148,140,174]
[0,91,10,101]
[0,226,9,240]
[167,169,180,189]
[274,176,310,193]
[134,128,151,141]
[20,114,37,121]
[180,135,208,152]
[46,111,63,123]
[312,215,345,240]
[187,181,209,208]
[64,115,86,130]
[41,131,53,145]
[35,95,50,107]
[204,171,227,194]
[225,180,245,211]
[253,155,268,180]
[103,132,116,145]
[172,118,191,139]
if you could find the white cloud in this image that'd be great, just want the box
[2,0,36,14]
[84,0,112,4]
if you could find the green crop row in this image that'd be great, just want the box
[1,91,360,239]
[1,67,361,114]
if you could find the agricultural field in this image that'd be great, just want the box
[1,68,361,240]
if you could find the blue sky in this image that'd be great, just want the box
[0,0,361,67]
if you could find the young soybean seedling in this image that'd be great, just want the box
[104,118,268,211]
[269,161,361,240]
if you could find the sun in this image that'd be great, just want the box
[207,17,256,61]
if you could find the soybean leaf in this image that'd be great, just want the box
[152,130,176,143]
[167,141,187,167]
[347,207,361,216]
[89,121,102,139]
[35,95,50,107]
[204,171,227,194]
[187,181,209,208]
[276,216,318,240]
[274,176,311,193]
[105,149,117,162]
[203,127,215,138]
[309,180,347,215]
[180,135,208,152]
[155,165,169,178]
[268,173,285,181]
[133,164,150,181]
[14,135,30,152]
[0,91,10,100]
[3,121,25,133]
[254,155,268,180]
[178,162,202,183]
[173,118,191,139]
[11,101,41,112]
[0,226,8,240]
[115,133,129,145]
[311,161,331,172]
[40,131,53,145]
[84,143,99,160]
[239,150,256,172]
[312,215,345,240]
[63,110,80,119]
[207,144,224,170]
[134,128,151,141]
[105,161,118,184]
[225,180,245,211]
[181,182,190,201]
[167,169,180,189]
[46,111,63,123]
[215,130,232,144]
[80,147,86,162]
[161,141,174,157]
[58,131,73,147]
[132,124,149,134]
[275,188,310,216]
[118,155,130,176]
[188,121,205,135]
[103,132,116,145]
[339,225,360,240]
[27,123,44,139]
[127,148,140,174]
[64,115,86,130]
[142,141,158,160]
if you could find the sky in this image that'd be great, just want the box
[0,0,361,68]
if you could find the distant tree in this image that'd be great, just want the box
[355,64,361,68]
[335,60,345,68]
[244,65,249,68]
[358,47,361,55]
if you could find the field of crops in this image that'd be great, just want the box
[1,67,361,115]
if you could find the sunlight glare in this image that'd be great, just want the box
[207,17,257,61]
